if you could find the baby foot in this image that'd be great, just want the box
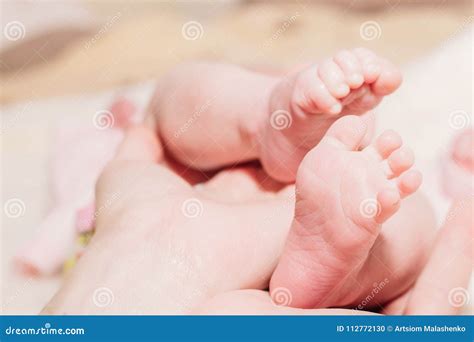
[270,116,422,309]
[441,128,474,199]
[451,128,474,173]
[259,48,402,183]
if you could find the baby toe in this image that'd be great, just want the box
[334,50,364,89]
[292,66,341,115]
[373,129,403,159]
[321,115,368,150]
[318,59,350,98]
[397,169,423,198]
[364,129,402,160]
[376,188,401,223]
[387,146,415,178]
[353,48,382,84]
[372,58,403,96]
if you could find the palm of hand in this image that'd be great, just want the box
[46,126,468,316]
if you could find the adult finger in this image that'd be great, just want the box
[114,124,163,162]
[195,289,376,315]
[94,125,166,226]
[404,197,473,314]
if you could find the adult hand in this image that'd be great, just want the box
[197,195,472,315]
[42,126,472,315]
[42,125,294,314]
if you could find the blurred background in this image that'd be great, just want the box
[1,0,472,103]
[1,0,472,314]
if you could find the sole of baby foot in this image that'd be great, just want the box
[269,115,421,309]
[258,48,402,183]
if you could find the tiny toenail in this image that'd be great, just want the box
[349,74,364,85]
[330,104,342,114]
[338,84,350,96]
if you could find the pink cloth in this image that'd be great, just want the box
[15,97,136,275]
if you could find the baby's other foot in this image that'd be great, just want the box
[270,116,421,309]
[259,48,402,182]
[441,128,474,199]
[451,128,474,173]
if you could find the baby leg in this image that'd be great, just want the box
[149,62,278,170]
[149,50,401,182]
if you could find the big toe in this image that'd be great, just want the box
[372,58,403,96]
[320,115,368,151]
